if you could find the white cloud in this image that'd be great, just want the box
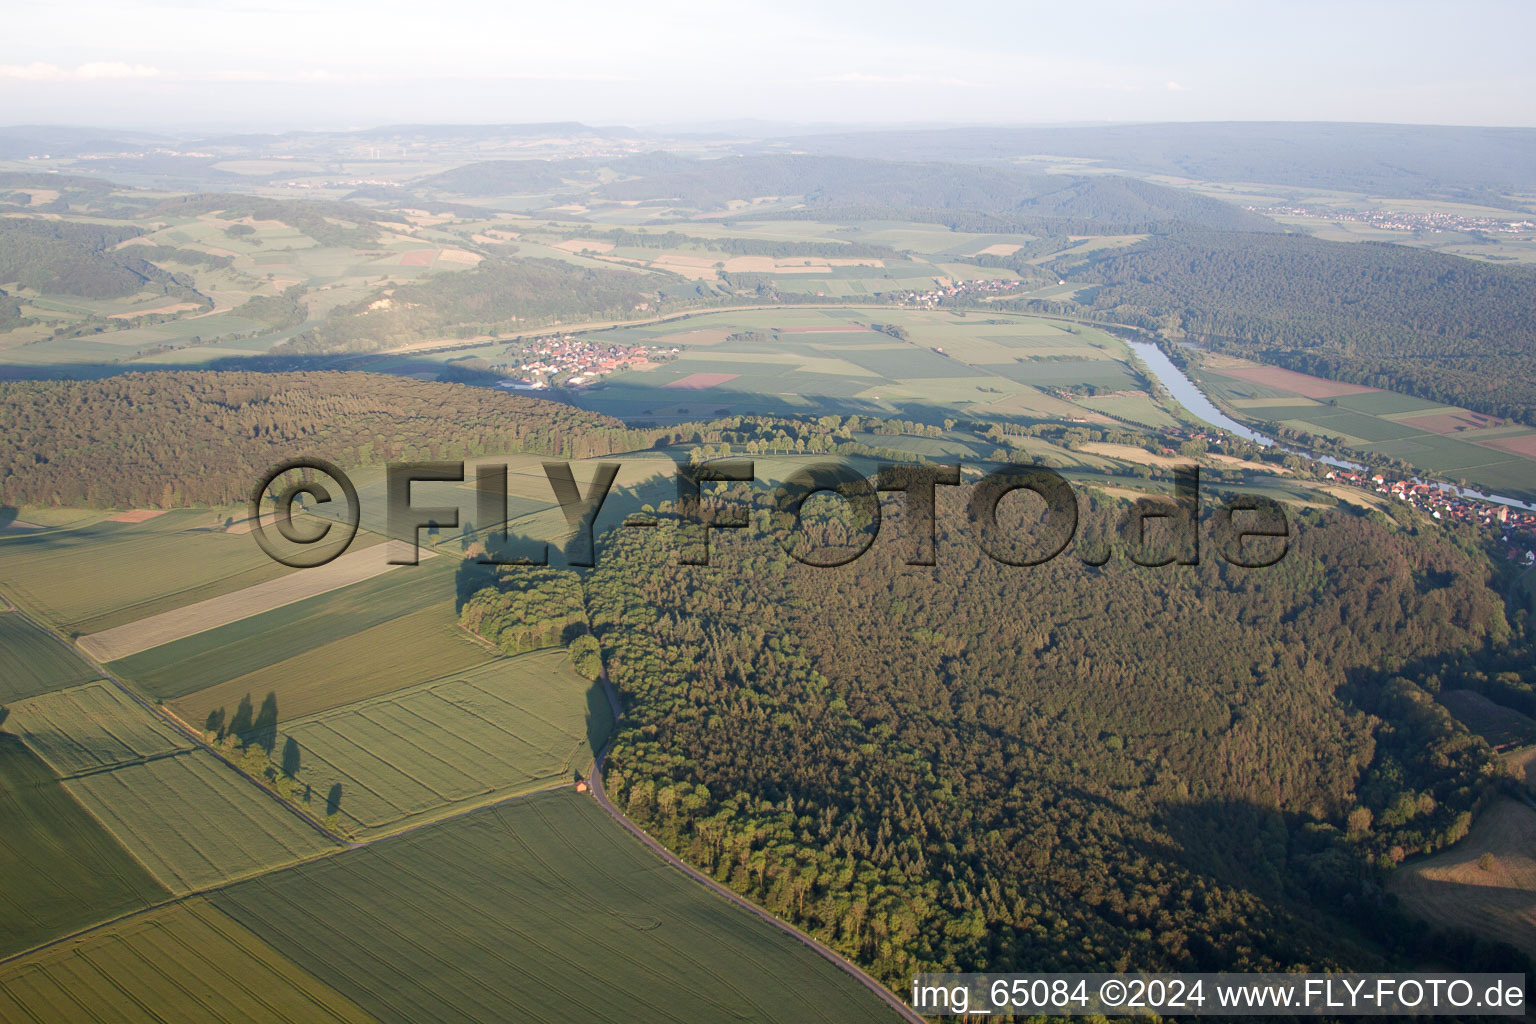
[1165,79,1190,91]
[0,61,161,81]
[822,71,982,88]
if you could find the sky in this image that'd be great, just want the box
[3,0,1535,132]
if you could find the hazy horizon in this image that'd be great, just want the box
[4,0,1535,132]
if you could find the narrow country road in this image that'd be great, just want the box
[586,673,925,1024]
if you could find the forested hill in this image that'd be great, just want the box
[0,372,648,508]
[594,155,1278,231]
[418,153,1276,232]
[0,217,209,302]
[1063,231,1536,423]
[589,489,1521,984]
[788,122,1536,201]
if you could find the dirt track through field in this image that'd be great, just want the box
[76,542,431,662]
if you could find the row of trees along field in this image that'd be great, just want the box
[1059,231,1536,424]
[0,372,651,508]
[587,485,1527,983]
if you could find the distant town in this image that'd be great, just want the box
[1254,203,1536,236]
[494,335,674,391]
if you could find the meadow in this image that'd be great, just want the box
[0,610,98,702]
[0,511,367,636]
[6,680,190,776]
[113,558,468,713]
[6,674,338,894]
[0,898,381,1024]
[1194,357,1536,500]
[76,539,409,663]
[271,650,609,837]
[170,599,494,728]
[0,736,168,959]
[210,791,899,1024]
[66,749,339,894]
[566,308,1151,426]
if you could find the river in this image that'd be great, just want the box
[1125,340,1536,513]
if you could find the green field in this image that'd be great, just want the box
[0,611,98,702]
[0,898,382,1024]
[1197,366,1536,500]
[271,650,610,837]
[66,749,339,894]
[566,309,1145,424]
[113,558,464,711]
[0,512,366,636]
[0,736,168,959]
[6,677,339,893]
[170,599,497,728]
[210,791,898,1024]
[7,680,191,776]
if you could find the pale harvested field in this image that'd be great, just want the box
[107,302,202,320]
[1214,364,1377,400]
[1503,746,1536,786]
[1394,410,1504,434]
[1392,798,1536,959]
[436,248,482,265]
[976,243,1022,256]
[1078,443,1286,475]
[224,510,286,535]
[553,238,615,253]
[107,509,168,523]
[77,542,430,662]
[1206,452,1290,474]
[1479,433,1536,459]
[1309,482,1389,509]
[721,256,883,273]
[1079,443,1200,468]
[1230,396,1325,409]
[654,328,733,346]
[665,372,739,390]
[651,257,722,280]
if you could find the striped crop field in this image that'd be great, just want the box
[0,736,167,959]
[169,596,496,728]
[0,898,382,1024]
[6,680,191,777]
[66,749,340,894]
[275,649,609,837]
[0,511,363,636]
[75,541,417,663]
[0,610,97,703]
[6,678,338,894]
[210,791,899,1024]
[113,555,463,709]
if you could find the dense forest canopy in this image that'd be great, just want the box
[589,154,1277,231]
[0,217,211,300]
[586,489,1522,983]
[0,372,648,508]
[1062,231,1536,423]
